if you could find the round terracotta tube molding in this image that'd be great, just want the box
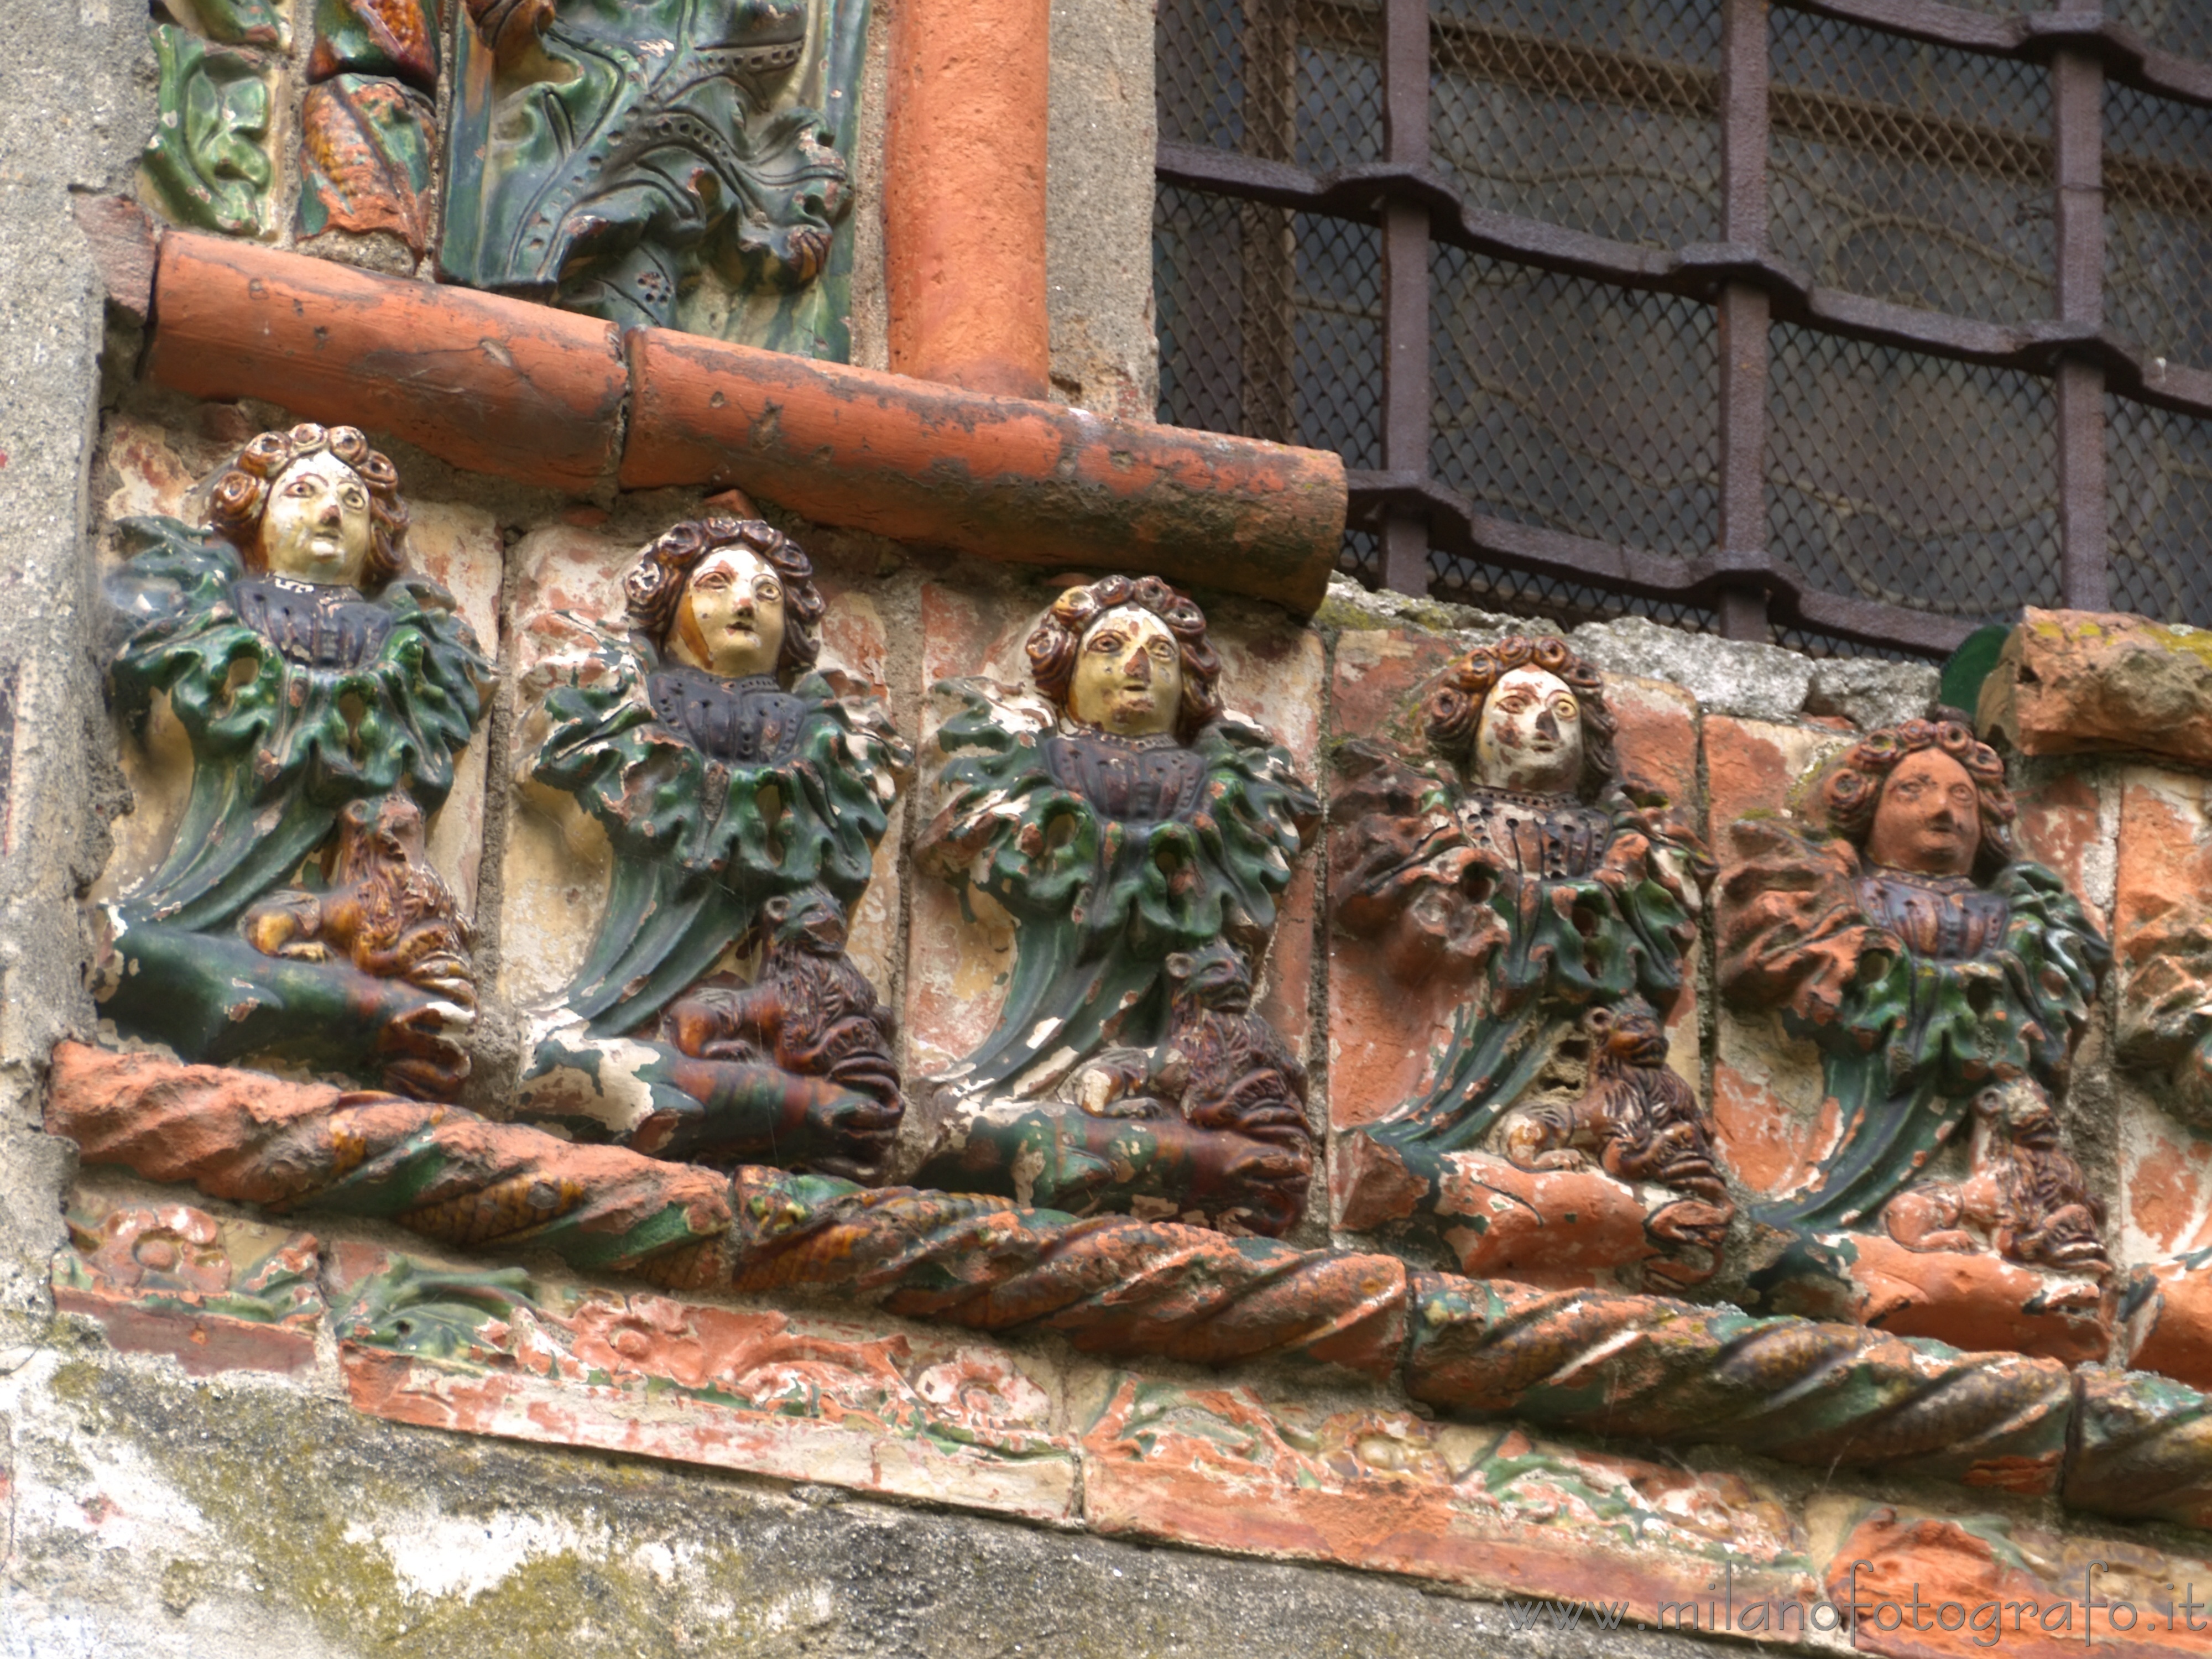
[884,0,1051,399]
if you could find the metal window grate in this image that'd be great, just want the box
[1340,526,1384,585]
[2106,82,2212,370]
[1430,248,1718,555]
[1768,8,2053,322]
[2111,0,2212,67]
[1155,0,2212,655]
[1767,324,2061,621]
[1426,0,1722,248]
[2109,393,2212,625]
[1155,187,1384,461]
[1427,555,1718,635]
[1157,0,1383,166]
[1768,624,1936,662]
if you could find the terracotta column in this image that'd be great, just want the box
[884,0,1052,399]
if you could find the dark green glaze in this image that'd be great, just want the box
[531,638,907,1037]
[1741,846,2108,1236]
[440,0,863,356]
[310,0,440,89]
[142,24,274,236]
[1374,794,1704,1161]
[99,513,487,1086]
[922,682,1318,1100]
[107,517,486,934]
[189,0,291,49]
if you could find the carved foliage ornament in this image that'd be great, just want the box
[441,0,857,351]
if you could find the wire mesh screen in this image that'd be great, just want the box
[1768,7,2053,322]
[1430,248,1718,555]
[1768,624,1938,661]
[1340,526,1384,584]
[2110,1,2212,67]
[2108,394,2212,624]
[1298,0,1385,168]
[1157,0,1383,166]
[1427,555,1719,632]
[1155,187,1385,461]
[2107,83,2212,371]
[1426,0,1721,248]
[1767,323,2061,620]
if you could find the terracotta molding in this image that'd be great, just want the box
[42,1042,2212,1532]
[623,327,1344,612]
[145,232,629,494]
[132,228,1341,611]
[882,0,1051,397]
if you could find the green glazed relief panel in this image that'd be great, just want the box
[439,0,869,361]
[142,22,277,238]
[168,0,291,50]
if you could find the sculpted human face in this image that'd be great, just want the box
[261,453,373,586]
[1474,666,1583,794]
[672,547,787,678]
[1068,605,1182,737]
[1866,748,1980,877]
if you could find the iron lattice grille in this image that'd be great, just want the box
[1426,0,1722,248]
[1155,187,1385,461]
[1767,324,2062,620]
[1154,0,2212,656]
[1430,250,1718,553]
[2109,393,2212,623]
[1767,9,2053,323]
[2106,82,2212,370]
[1157,0,1383,165]
[2111,0,2212,69]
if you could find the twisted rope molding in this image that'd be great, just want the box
[44,1042,2212,1530]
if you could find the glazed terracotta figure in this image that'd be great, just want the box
[1720,717,2111,1275]
[99,424,488,1098]
[522,517,909,1180]
[1331,635,1725,1284]
[914,576,1319,1234]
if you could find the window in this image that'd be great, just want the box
[1156,0,2212,656]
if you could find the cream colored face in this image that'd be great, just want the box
[261,453,374,586]
[1866,747,1980,877]
[1068,606,1182,737]
[1473,666,1583,794]
[671,547,787,679]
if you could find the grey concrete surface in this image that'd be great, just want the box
[1046,0,1159,419]
[0,0,157,1331]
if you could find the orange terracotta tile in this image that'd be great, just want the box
[1821,1507,2212,1657]
[1709,715,1854,1202]
[2014,768,2110,928]
[1080,1377,1816,1615]
[336,1251,1081,1523]
[148,231,627,492]
[621,327,1344,612]
[51,1191,322,1376]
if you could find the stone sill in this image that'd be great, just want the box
[88,214,1345,615]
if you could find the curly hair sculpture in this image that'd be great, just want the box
[1423,635,1619,799]
[622,517,825,676]
[1822,717,2016,878]
[207,424,409,588]
[1026,574,1223,741]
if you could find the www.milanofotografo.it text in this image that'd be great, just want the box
[1501,1562,2212,1647]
